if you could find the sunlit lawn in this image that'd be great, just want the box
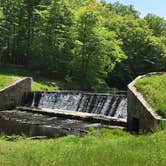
[0,129,166,166]
[135,75,166,118]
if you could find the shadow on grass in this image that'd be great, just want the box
[0,63,81,91]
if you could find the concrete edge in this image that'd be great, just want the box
[0,77,32,111]
[32,91,127,96]
[17,106,127,127]
[128,72,166,121]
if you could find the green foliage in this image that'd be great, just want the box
[106,14,166,88]
[0,0,166,90]
[88,127,129,138]
[72,0,125,90]
[32,0,74,77]
[153,121,166,133]
[0,64,82,91]
[135,75,166,118]
[108,2,140,18]
[0,135,23,142]
[144,13,166,37]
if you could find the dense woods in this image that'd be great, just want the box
[0,0,166,90]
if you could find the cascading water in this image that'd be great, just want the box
[25,92,127,120]
[0,92,127,138]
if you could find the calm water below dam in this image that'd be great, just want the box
[0,110,104,138]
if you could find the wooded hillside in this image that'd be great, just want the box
[0,0,165,90]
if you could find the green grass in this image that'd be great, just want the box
[0,129,166,166]
[0,64,82,91]
[135,75,166,118]
[0,75,20,90]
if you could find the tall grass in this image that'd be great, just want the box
[0,130,166,166]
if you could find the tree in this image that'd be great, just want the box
[107,2,140,18]
[0,0,38,65]
[144,13,166,37]
[0,0,165,91]
[32,0,74,77]
[106,14,166,88]
[0,6,5,60]
[73,0,125,90]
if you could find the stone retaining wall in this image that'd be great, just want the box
[127,72,166,133]
[0,78,32,110]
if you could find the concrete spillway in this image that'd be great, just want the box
[24,92,127,120]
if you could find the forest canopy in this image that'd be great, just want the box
[0,0,165,91]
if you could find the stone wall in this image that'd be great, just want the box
[127,72,166,133]
[0,78,32,111]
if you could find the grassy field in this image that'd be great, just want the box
[0,64,81,91]
[135,75,166,118]
[0,129,166,166]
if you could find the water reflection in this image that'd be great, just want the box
[0,110,103,138]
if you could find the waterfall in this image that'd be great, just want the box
[25,92,127,120]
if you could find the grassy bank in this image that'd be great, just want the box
[0,129,166,166]
[135,75,166,118]
[0,64,81,91]
[0,75,20,90]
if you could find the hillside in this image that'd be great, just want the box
[0,0,166,90]
[0,64,82,91]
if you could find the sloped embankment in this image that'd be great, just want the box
[135,74,166,118]
[128,72,166,133]
[0,75,21,90]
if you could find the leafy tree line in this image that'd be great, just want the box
[0,0,166,90]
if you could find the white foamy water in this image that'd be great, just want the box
[29,92,127,120]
